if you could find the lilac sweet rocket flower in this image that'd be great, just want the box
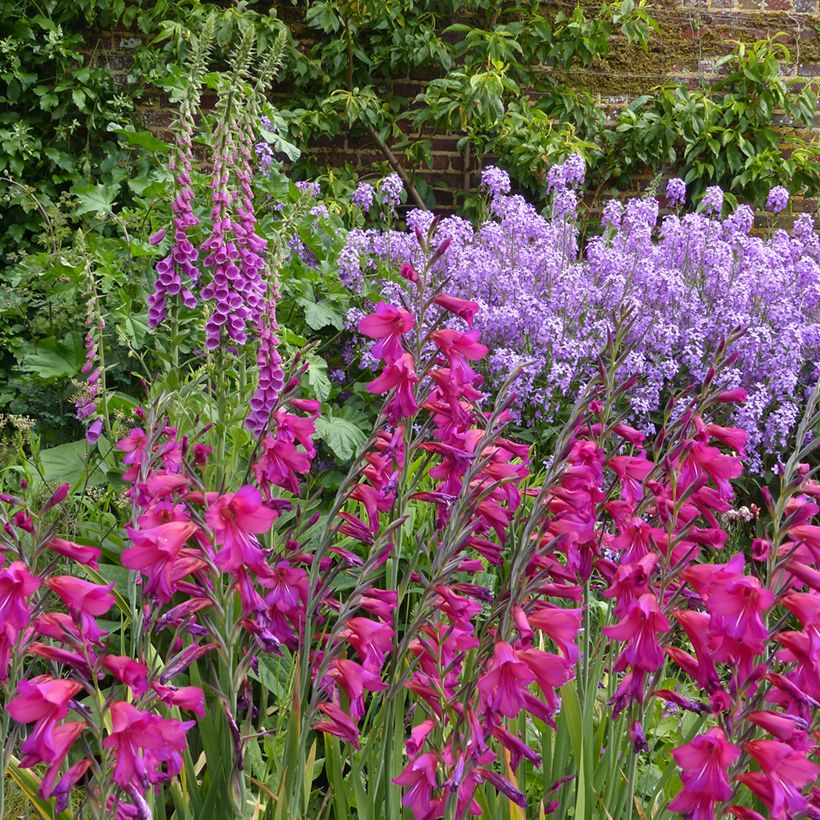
[255,141,274,176]
[336,165,820,470]
[547,154,585,193]
[352,182,375,213]
[700,186,724,215]
[666,178,686,206]
[296,181,320,198]
[766,185,789,214]
[481,166,511,197]
[379,174,404,212]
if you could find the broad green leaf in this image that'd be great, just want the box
[19,331,84,379]
[298,297,344,331]
[36,439,108,487]
[315,412,368,461]
[306,354,331,402]
[72,182,120,215]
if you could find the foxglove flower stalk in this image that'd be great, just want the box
[147,97,201,327]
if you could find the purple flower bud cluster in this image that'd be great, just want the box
[666,178,686,206]
[480,166,511,197]
[352,182,375,213]
[700,186,724,215]
[336,166,820,471]
[296,181,321,198]
[246,298,286,436]
[547,154,585,193]
[766,185,789,214]
[255,141,274,176]
[379,174,404,211]
[147,127,200,328]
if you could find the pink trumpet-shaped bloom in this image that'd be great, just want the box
[358,302,415,363]
[0,561,40,629]
[433,294,479,326]
[668,728,740,817]
[102,655,150,697]
[44,538,101,569]
[705,573,774,648]
[477,641,536,718]
[366,353,419,422]
[36,721,85,800]
[7,676,83,765]
[314,701,361,748]
[122,520,203,602]
[527,605,583,663]
[44,576,114,645]
[741,739,819,817]
[103,701,194,788]
[603,593,670,671]
[45,576,115,618]
[393,752,440,819]
[328,659,388,719]
[206,485,278,572]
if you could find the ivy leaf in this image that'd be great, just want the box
[19,331,84,379]
[298,298,344,331]
[306,354,331,402]
[72,183,120,215]
[315,411,368,462]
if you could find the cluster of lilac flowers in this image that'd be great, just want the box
[378,173,404,212]
[336,167,819,471]
[352,181,375,213]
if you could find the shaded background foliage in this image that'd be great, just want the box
[0,0,817,447]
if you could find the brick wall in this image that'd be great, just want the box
[99,0,819,212]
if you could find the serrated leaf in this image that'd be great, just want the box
[298,298,344,331]
[315,413,368,461]
[19,331,84,379]
[306,354,331,402]
[72,182,120,215]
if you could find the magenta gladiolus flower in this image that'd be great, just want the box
[739,739,819,817]
[103,701,194,788]
[527,605,583,663]
[0,561,40,629]
[603,593,670,672]
[102,655,150,697]
[314,702,361,748]
[122,521,203,602]
[477,641,536,718]
[329,658,388,719]
[393,752,439,819]
[358,302,415,363]
[366,353,419,423]
[432,294,479,327]
[45,576,115,620]
[35,721,85,801]
[668,728,740,816]
[45,538,101,570]
[205,485,278,572]
[7,676,83,765]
